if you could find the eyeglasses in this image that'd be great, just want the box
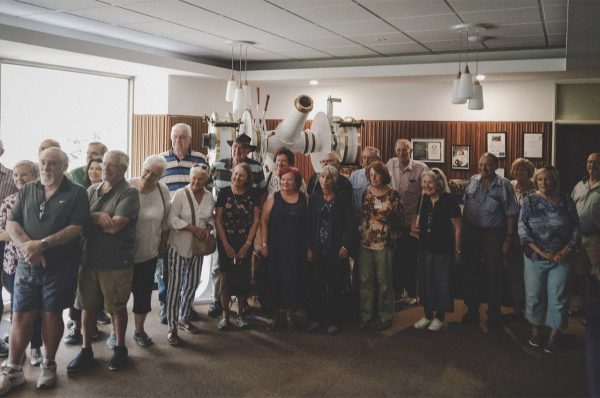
[39,201,46,221]
[320,159,335,165]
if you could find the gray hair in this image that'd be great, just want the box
[190,163,210,178]
[142,155,167,176]
[395,139,412,150]
[421,168,450,194]
[104,150,129,169]
[14,160,39,178]
[319,164,339,183]
[363,146,381,159]
[89,141,108,155]
[40,147,69,169]
[324,151,341,163]
[171,123,192,140]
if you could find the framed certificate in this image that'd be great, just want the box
[523,132,543,159]
[411,138,445,163]
[486,132,506,158]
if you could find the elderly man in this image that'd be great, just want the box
[0,148,89,394]
[69,141,108,185]
[157,123,208,323]
[37,139,61,154]
[68,150,140,372]
[307,151,353,197]
[350,146,380,213]
[462,153,518,328]
[210,133,266,317]
[386,139,429,304]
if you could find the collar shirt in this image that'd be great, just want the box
[571,178,600,236]
[350,168,369,212]
[0,163,17,201]
[386,158,429,227]
[160,147,208,197]
[463,174,519,229]
[211,157,266,198]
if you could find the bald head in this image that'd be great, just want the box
[38,139,61,154]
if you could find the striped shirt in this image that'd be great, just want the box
[0,163,17,201]
[212,157,266,198]
[159,148,208,197]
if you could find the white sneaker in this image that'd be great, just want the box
[428,318,444,331]
[30,347,43,367]
[414,317,432,329]
[37,360,57,390]
[0,365,24,395]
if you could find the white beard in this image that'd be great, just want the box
[40,173,54,186]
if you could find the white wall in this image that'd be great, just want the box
[162,76,556,121]
[133,72,169,114]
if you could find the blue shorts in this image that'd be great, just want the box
[13,260,78,313]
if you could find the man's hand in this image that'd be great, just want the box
[92,212,113,228]
[20,240,47,267]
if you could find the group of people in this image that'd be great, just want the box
[0,128,598,395]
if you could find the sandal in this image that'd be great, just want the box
[167,328,182,346]
[178,320,200,334]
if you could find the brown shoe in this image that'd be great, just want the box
[167,328,182,346]
[178,320,200,334]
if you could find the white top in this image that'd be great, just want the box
[133,182,170,263]
[168,186,215,258]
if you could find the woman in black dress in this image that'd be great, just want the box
[260,166,307,329]
[215,163,260,330]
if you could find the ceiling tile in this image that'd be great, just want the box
[387,13,462,31]
[369,41,427,55]
[260,41,312,52]
[357,0,452,18]
[448,0,538,12]
[406,28,455,42]
[485,34,546,49]
[323,19,397,36]
[422,39,485,52]
[461,7,541,25]
[548,33,565,47]
[492,23,544,37]
[541,0,568,8]
[542,4,568,22]
[0,0,50,16]
[546,20,566,35]
[69,5,158,25]
[301,36,357,48]
[319,45,380,57]
[120,0,216,21]
[17,0,104,11]
[346,31,411,45]
[291,4,376,24]
[267,0,351,12]
[266,24,338,40]
[275,48,332,59]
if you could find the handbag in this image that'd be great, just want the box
[184,187,216,256]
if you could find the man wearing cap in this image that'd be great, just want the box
[209,134,266,317]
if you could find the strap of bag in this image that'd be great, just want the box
[158,185,167,214]
[184,188,197,227]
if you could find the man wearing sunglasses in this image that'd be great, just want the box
[2,147,90,394]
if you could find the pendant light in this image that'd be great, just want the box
[457,26,473,101]
[468,28,484,110]
[225,45,236,102]
[232,44,244,119]
[243,45,252,109]
[451,28,467,104]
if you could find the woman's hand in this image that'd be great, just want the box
[338,246,348,259]
[551,246,571,263]
[236,242,251,260]
[410,224,420,236]
[260,245,269,258]
[224,243,237,259]
[307,249,313,262]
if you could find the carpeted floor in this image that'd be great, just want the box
[1,294,587,397]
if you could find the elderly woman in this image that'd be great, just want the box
[519,166,580,353]
[358,161,403,331]
[412,169,461,332]
[306,165,354,335]
[0,160,43,365]
[128,155,170,346]
[260,166,307,329]
[506,158,536,317]
[166,163,215,345]
[215,163,259,330]
[265,147,306,194]
[83,157,103,188]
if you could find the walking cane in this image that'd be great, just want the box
[412,191,425,304]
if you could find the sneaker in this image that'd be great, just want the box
[66,319,74,329]
[237,316,249,329]
[106,332,116,349]
[528,334,544,348]
[158,303,167,325]
[63,327,82,345]
[30,347,43,367]
[208,301,222,318]
[428,318,444,331]
[544,340,558,354]
[97,311,111,325]
[0,341,8,358]
[414,317,432,329]
[133,331,153,347]
[67,348,94,373]
[218,318,231,331]
[36,360,57,390]
[108,346,128,371]
[0,365,24,395]
[167,328,182,346]
[327,325,340,335]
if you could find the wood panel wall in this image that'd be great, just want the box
[134,115,551,182]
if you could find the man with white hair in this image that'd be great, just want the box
[158,123,208,323]
[68,150,140,372]
[1,147,89,394]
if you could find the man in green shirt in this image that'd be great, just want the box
[69,142,108,185]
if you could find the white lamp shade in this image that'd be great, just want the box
[451,72,467,104]
[457,65,473,100]
[225,74,236,102]
[468,81,484,110]
[243,82,252,109]
[233,84,244,119]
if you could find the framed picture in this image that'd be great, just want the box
[523,132,543,159]
[486,132,506,158]
[411,138,445,163]
[451,145,470,170]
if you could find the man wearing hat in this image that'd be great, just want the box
[208,133,266,317]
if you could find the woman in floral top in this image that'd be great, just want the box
[215,163,260,330]
[358,161,403,330]
[518,166,580,353]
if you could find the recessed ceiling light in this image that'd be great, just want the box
[310,80,318,85]
[476,74,486,81]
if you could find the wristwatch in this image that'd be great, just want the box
[41,239,49,252]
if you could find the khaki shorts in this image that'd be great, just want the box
[582,235,600,281]
[75,266,133,313]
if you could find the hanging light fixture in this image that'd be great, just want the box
[233,44,245,119]
[225,44,236,102]
[457,26,473,101]
[469,28,484,110]
[243,45,252,109]
[451,28,467,104]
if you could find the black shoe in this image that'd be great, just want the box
[108,346,128,371]
[63,328,82,345]
[461,310,480,323]
[186,308,201,322]
[544,339,559,354]
[97,311,111,325]
[528,334,544,348]
[158,303,167,325]
[67,348,94,373]
[208,301,222,318]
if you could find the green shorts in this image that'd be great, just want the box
[75,266,133,313]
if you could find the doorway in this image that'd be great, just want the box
[555,123,600,194]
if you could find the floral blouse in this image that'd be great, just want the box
[359,188,403,250]
[216,186,259,248]
[0,193,18,274]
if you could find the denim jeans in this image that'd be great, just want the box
[523,256,570,330]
